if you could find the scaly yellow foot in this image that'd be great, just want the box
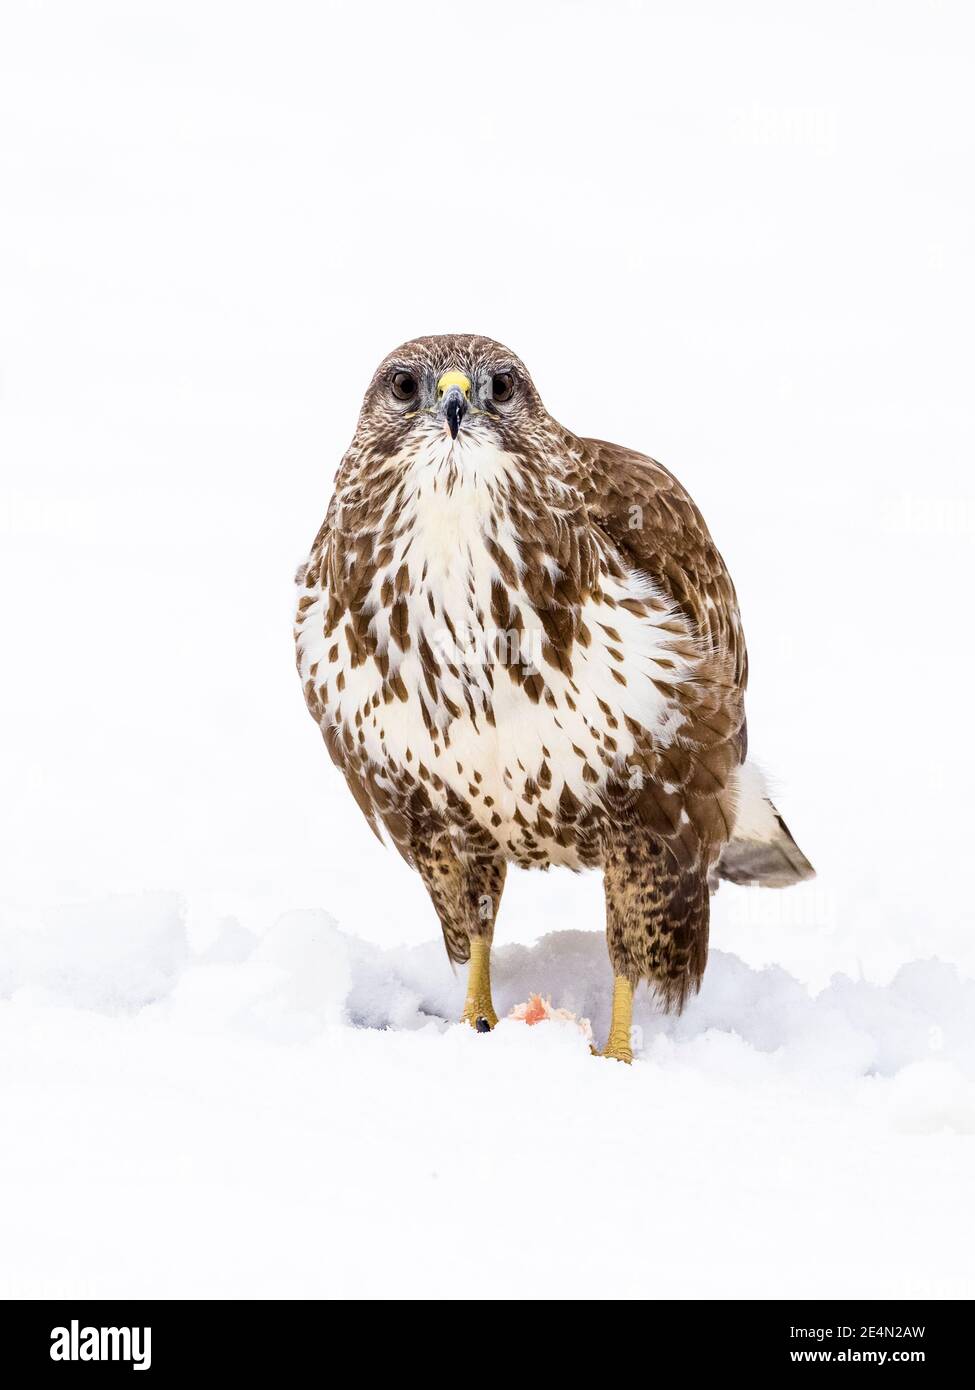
[600,975,634,1063]
[461,938,498,1032]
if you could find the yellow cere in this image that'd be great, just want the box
[436,370,471,398]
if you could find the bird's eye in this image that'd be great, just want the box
[391,371,418,401]
[492,372,515,403]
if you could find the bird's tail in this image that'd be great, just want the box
[713,761,815,889]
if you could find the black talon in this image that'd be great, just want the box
[475,1016,491,1033]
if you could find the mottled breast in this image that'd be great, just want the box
[295,433,697,869]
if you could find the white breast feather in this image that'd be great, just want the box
[297,435,695,866]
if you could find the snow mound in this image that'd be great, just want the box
[3,893,973,1095]
[0,892,187,1012]
[2,893,974,1298]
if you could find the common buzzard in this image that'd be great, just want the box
[295,335,813,1060]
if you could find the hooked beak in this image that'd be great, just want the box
[437,371,470,439]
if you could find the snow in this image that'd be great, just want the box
[2,896,974,1298]
[2,1,974,1299]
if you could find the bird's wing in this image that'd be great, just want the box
[580,437,748,693]
[579,437,749,868]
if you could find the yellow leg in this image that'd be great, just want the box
[461,939,498,1031]
[601,976,634,1063]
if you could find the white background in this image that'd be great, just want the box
[1,1,974,1299]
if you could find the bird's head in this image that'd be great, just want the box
[352,334,548,461]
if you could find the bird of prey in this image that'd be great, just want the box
[295,335,813,1061]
